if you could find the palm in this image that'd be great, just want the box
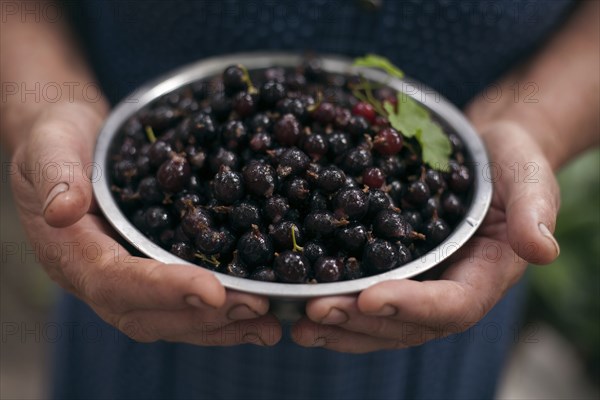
[10,102,280,347]
[292,122,560,352]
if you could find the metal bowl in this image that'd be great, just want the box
[93,52,492,318]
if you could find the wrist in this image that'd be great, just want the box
[466,101,566,171]
[1,95,109,156]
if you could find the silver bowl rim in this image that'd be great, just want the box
[93,52,492,300]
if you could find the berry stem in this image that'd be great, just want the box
[238,64,258,95]
[352,74,386,116]
[194,252,220,266]
[145,126,157,143]
[307,91,323,112]
[291,224,304,252]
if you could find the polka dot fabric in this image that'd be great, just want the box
[66,0,574,106]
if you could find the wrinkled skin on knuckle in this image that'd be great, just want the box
[200,326,239,346]
[115,314,160,343]
[77,262,126,312]
[390,338,410,350]
[365,316,395,338]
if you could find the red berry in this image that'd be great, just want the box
[373,127,403,155]
[362,167,386,188]
[374,115,390,128]
[274,113,301,146]
[312,102,336,124]
[352,102,377,124]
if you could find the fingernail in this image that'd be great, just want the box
[185,295,213,309]
[242,333,266,346]
[374,304,397,317]
[320,308,348,325]
[43,182,69,214]
[309,337,327,347]
[539,223,560,257]
[227,304,260,321]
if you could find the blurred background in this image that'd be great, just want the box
[1,147,599,399]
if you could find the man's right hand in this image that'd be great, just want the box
[9,101,281,347]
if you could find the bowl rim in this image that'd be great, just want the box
[93,52,493,299]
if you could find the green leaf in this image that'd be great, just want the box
[385,94,451,171]
[353,54,452,171]
[415,122,452,172]
[353,54,405,79]
[384,95,428,138]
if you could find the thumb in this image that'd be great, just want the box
[23,103,105,227]
[482,121,561,265]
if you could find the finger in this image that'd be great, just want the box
[110,308,281,346]
[307,281,472,332]
[21,103,104,227]
[482,122,561,264]
[358,237,525,328]
[33,213,228,311]
[46,214,273,315]
[291,318,403,353]
[304,295,436,344]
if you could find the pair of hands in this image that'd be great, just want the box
[9,100,560,352]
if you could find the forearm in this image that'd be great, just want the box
[467,0,599,170]
[0,0,108,155]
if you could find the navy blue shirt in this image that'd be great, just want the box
[55,1,574,399]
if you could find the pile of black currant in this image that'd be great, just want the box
[110,58,472,283]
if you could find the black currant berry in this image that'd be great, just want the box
[195,225,228,255]
[237,226,274,267]
[260,81,286,106]
[276,147,310,177]
[333,188,369,221]
[449,165,471,193]
[421,196,440,219]
[327,132,351,157]
[302,242,326,263]
[181,207,213,239]
[190,112,217,143]
[373,209,423,242]
[209,147,239,173]
[263,195,290,224]
[221,120,247,150]
[222,65,247,95]
[242,161,277,198]
[274,113,302,146]
[145,206,172,233]
[425,169,447,193]
[343,147,373,175]
[250,266,277,282]
[269,220,303,251]
[171,241,195,261]
[213,167,244,205]
[225,260,250,278]
[335,224,368,255]
[273,251,310,283]
[425,218,450,245]
[367,189,392,216]
[157,155,190,193]
[229,201,261,232]
[343,257,364,280]
[232,91,257,118]
[283,177,310,208]
[363,239,398,272]
[406,181,431,205]
[137,176,164,205]
[304,211,348,237]
[314,257,343,282]
[302,133,329,160]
